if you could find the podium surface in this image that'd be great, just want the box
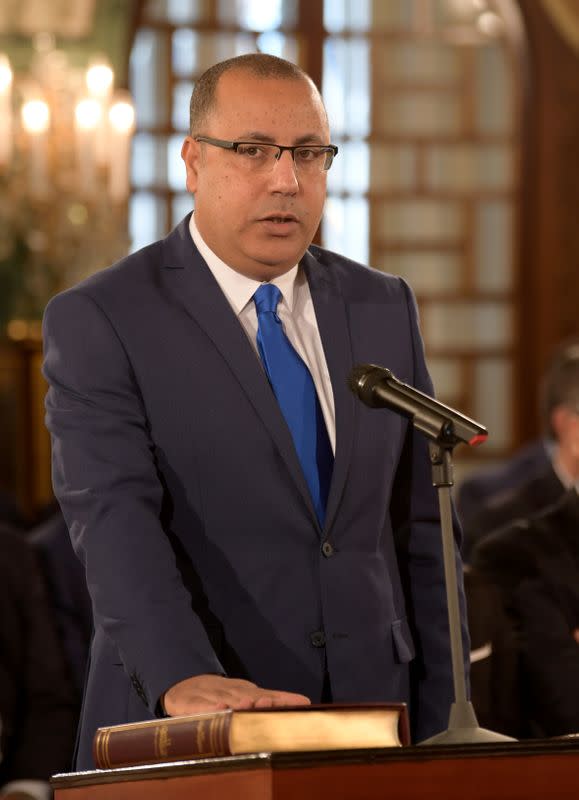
[52,738,579,799]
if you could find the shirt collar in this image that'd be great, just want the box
[189,213,298,314]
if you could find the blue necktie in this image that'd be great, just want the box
[253,283,333,525]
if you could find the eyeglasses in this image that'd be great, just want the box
[195,136,338,174]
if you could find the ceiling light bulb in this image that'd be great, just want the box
[109,101,135,133]
[75,98,102,130]
[0,54,13,93]
[21,99,50,134]
[86,63,114,96]
[477,10,504,35]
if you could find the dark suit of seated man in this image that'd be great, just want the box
[472,488,579,737]
[28,510,93,696]
[42,53,469,771]
[0,525,78,800]
[456,438,550,528]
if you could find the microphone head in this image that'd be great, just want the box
[348,364,392,407]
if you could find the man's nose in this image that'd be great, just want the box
[269,149,299,192]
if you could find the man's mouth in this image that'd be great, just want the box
[260,214,299,224]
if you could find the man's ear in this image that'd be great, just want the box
[181,136,201,193]
[551,404,579,445]
[550,405,567,443]
[552,404,579,473]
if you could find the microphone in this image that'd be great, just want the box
[348,364,487,447]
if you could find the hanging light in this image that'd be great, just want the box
[0,42,135,199]
[0,38,136,322]
[108,91,136,202]
[86,59,114,97]
[0,53,13,166]
[477,11,504,36]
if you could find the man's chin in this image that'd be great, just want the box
[246,244,308,273]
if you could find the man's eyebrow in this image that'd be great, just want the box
[237,131,327,145]
[294,134,326,145]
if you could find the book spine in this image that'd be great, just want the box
[93,713,232,769]
[398,706,411,746]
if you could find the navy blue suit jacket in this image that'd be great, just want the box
[43,216,468,769]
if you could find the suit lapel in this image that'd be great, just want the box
[302,249,356,536]
[159,217,319,526]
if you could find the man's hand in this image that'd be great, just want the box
[162,674,311,716]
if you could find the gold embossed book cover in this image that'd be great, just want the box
[93,703,409,769]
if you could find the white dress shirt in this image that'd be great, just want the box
[189,214,336,453]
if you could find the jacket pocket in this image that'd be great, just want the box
[391,617,415,663]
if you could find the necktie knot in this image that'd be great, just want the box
[254,283,282,316]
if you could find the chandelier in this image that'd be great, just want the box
[0,33,136,330]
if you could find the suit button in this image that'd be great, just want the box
[321,541,334,558]
[310,631,326,648]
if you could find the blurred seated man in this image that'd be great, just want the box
[463,565,524,738]
[0,525,78,800]
[457,439,550,527]
[460,339,579,561]
[28,509,92,696]
[472,487,579,737]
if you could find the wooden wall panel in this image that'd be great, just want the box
[516,0,579,442]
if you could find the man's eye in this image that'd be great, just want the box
[296,148,322,162]
[237,144,267,158]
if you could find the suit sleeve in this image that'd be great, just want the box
[42,289,225,713]
[390,279,470,742]
[514,577,579,736]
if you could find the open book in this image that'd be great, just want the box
[93,703,410,769]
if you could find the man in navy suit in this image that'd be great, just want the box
[42,54,468,770]
[458,339,579,561]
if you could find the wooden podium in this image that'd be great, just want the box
[52,738,579,799]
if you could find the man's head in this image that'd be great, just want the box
[181,54,333,281]
[541,339,579,478]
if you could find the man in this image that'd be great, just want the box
[459,339,579,562]
[0,525,78,799]
[472,487,579,737]
[43,54,468,770]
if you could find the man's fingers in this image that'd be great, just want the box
[163,674,311,716]
[253,695,275,709]
[176,698,230,714]
[264,690,311,706]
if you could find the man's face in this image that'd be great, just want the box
[181,70,330,281]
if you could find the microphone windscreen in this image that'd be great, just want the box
[348,364,392,407]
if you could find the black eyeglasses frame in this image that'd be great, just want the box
[194,135,338,171]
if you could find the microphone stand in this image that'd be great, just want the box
[347,363,515,743]
[420,435,515,745]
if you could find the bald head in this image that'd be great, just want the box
[189,53,327,136]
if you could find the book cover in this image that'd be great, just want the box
[93,703,409,769]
